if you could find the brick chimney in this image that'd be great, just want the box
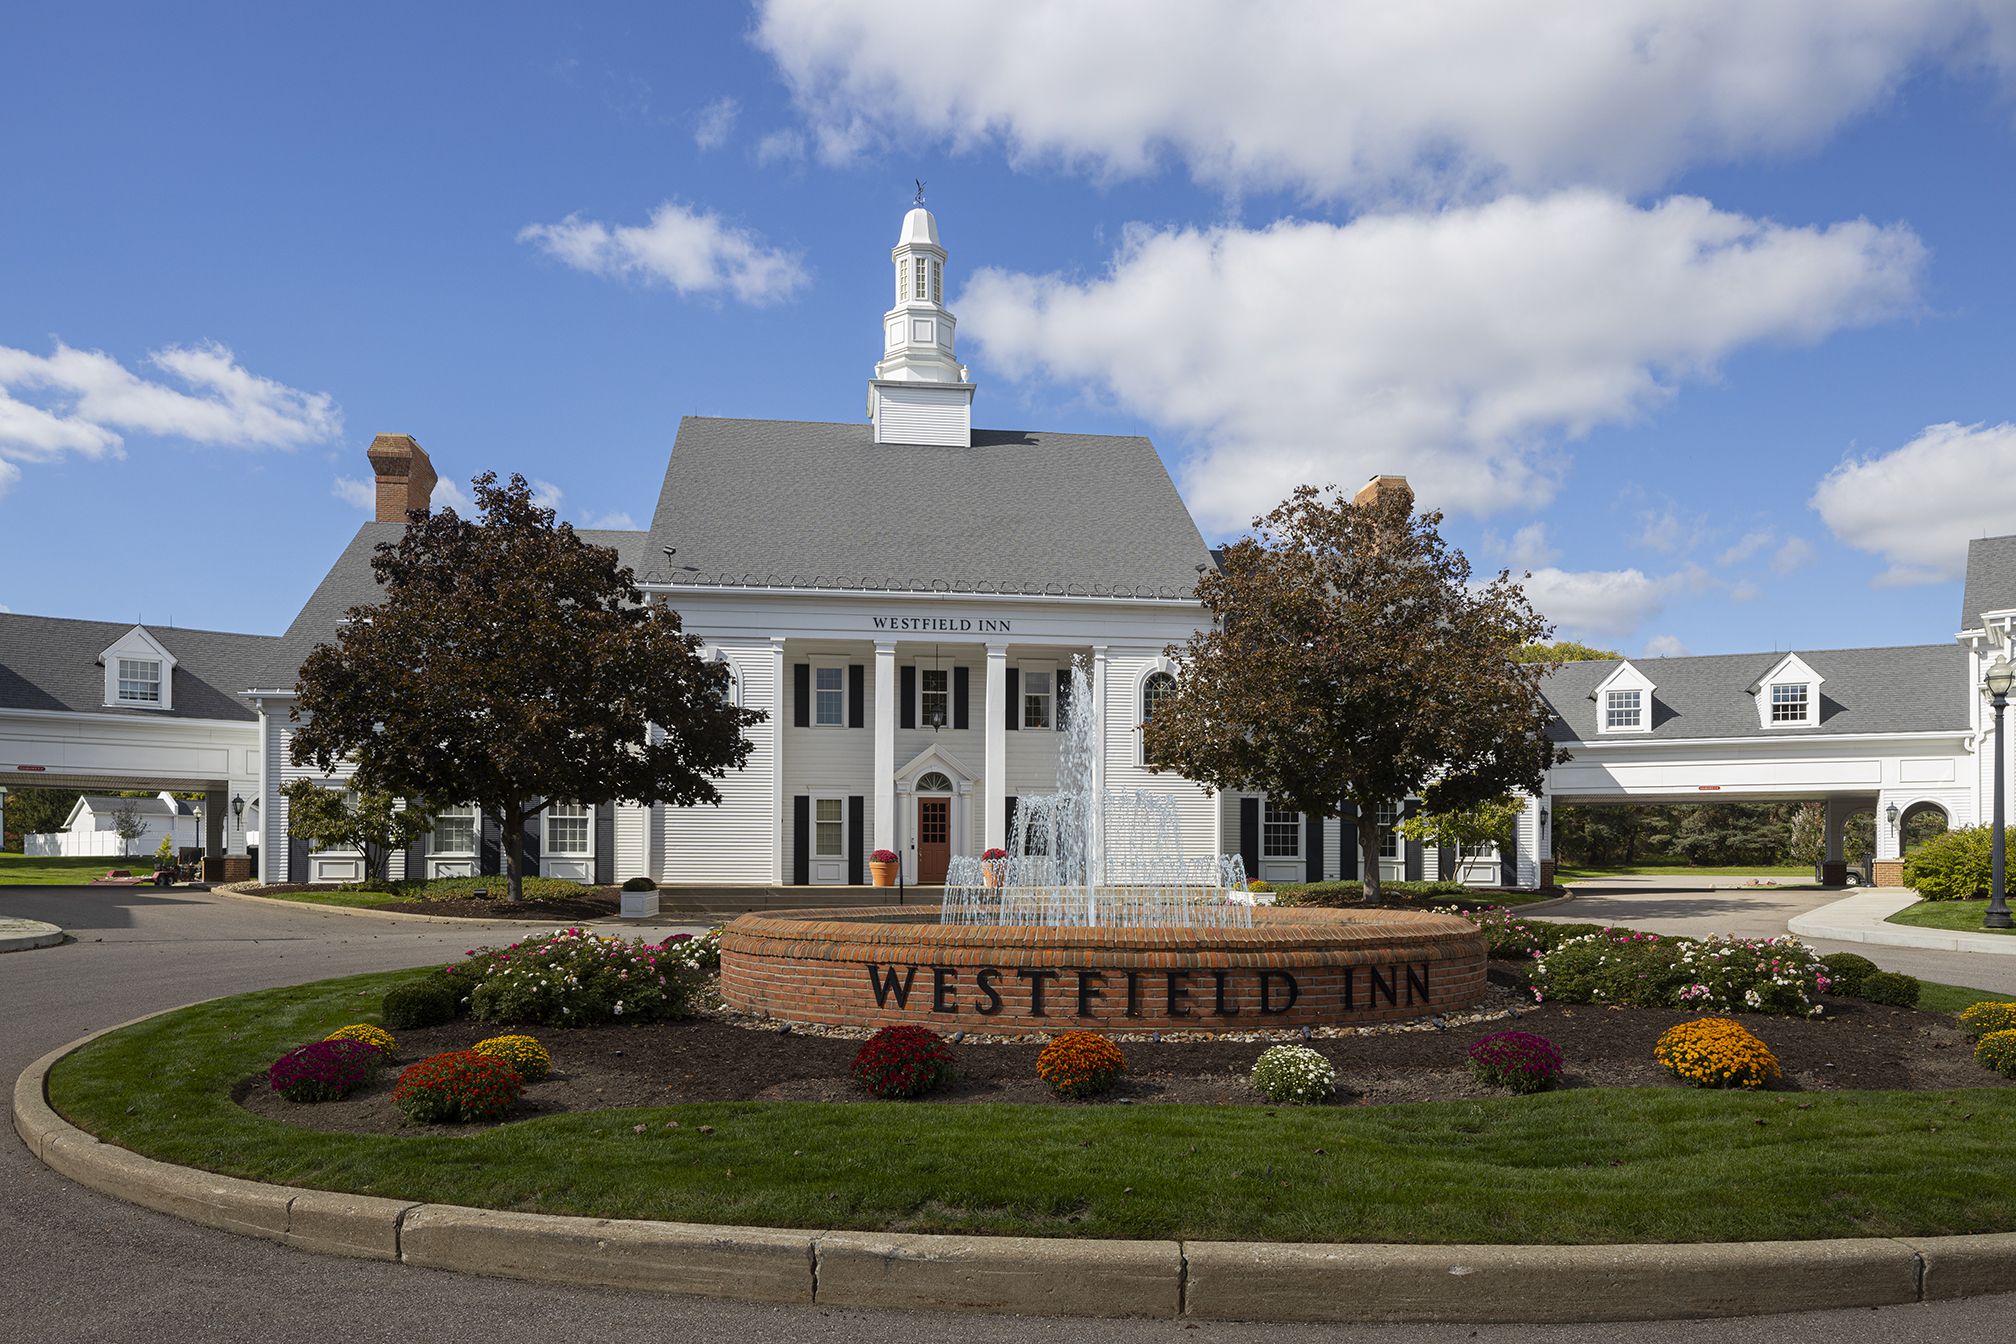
[1352,474,1413,511]
[364,433,437,523]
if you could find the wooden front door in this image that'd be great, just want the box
[917,797,951,884]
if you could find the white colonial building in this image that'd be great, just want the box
[0,203,2012,893]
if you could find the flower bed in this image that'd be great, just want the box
[268,1038,383,1103]
[1249,1044,1335,1104]
[1036,1031,1127,1099]
[852,1025,958,1099]
[450,926,697,1025]
[1530,931,1829,1016]
[472,1033,552,1083]
[391,1049,526,1123]
[1655,1018,1782,1089]
[1468,1030,1564,1093]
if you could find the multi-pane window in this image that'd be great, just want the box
[1142,671,1175,722]
[913,256,927,300]
[1376,803,1400,859]
[116,658,161,704]
[432,804,476,855]
[1023,669,1053,729]
[916,771,953,793]
[813,666,845,726]
[546,803,590,855]
[1770,683,1809,723]
[1604,688,1643,730]
[813,797,843,856]
[1262,800,1300,858]
[920,667,949,728]
[931,260,942,304]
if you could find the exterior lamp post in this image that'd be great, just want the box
[231,793,245,831]
[1985,655,2015,929]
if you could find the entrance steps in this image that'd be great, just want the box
[658,885,944,923]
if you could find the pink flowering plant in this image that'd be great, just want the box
[658,927,723,972]
[1529,930,1828,1016]
[267,1037,384,1103]
[1467,1030,1564,1093]
[451,927,699,1026]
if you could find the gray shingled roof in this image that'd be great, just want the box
[644,417,1214,598]
[254,521,655,692]
[1542,643,1971,742]
[1962,534,2016,629]
[0,613,277,721]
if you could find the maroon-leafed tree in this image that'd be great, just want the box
[1141,480,1564,901]
[289,472,763,900]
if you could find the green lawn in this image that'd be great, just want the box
[1916,980,2011,1015]
[1887,900,2016,937]
[0,852,154,885]
[240,887,408,911]
[44,968,2016,1246]
[1557,864,1813,879]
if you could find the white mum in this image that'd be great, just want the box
[1250,1045,1336,1105]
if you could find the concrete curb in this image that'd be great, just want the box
[1505,891,1576,917]
[0,918,64,953]
[16,1008,2016,1323]
[1788,891,2016,956]
[203,883,703,931]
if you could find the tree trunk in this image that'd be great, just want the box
[1360,815,1383,905]
[504,805,525,903]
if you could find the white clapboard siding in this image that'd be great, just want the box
[872,383,970,447]
[664,643,780,884]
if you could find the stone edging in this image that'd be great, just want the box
[16,1004,2016,1323]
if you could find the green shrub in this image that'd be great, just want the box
[1272,879,1472,908]
[339,876,600,901]
[621,875,657,892]
[1819,952,1879,996]
[1249,1045,1336,1104]
[1858,971,1922,1008]
[1957,1000,2016,1040]
[381,976,460,1029]
[1973,1028,2016,1077]
[1902,827,2016,900]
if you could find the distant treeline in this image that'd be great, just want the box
[1557,801,1943,869]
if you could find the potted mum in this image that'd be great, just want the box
[869,848,900,886]
[981,847,1009,887]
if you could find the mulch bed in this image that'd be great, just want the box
[239,989,2011,1137]
[245,884,620,921]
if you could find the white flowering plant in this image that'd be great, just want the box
[1250,1044,1336,1105]
[451,927,699,1026]
[662,927,723,973]
[1529,930,1828,1017]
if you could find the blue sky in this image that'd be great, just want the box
[4,3,2015,658]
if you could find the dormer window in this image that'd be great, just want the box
[1770,683,1808,723]
[1604,689,1642,730]
[1751,653,1822,728]
[116,658,162,705]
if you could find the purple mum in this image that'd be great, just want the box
[1467,1030,1564,1094]
[268,1037,383,1103]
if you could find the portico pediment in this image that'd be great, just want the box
[894,742,977,790]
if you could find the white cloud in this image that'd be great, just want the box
[431,477,475,514]
[1520,566,1682,638]
[754,128,806,166]
[1485,522,1559,570]
[1730,580,1763,602]
[581,510,637,531]
[694,96,739,150]
[754,0,2011,201]
[1811,422,2016,584]
[331,476,376,511]
[530,478,564,512]
[1717,528,1776,565]
[1644,634,1692,658]
[519,202,809,305]
[1771,536,1815,575]
[0,340,340,491]
[960,193,1922,532]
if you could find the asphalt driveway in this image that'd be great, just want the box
[6,883,2016,1343]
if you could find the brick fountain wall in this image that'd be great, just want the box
[719,906,1487,1032]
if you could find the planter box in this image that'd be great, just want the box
[620,890,662,919]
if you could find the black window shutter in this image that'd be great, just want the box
[1056,669,1072,731]
[848,665,865,728]
[522,807,542,875]
[287,834,308,883]
[1338,803,1359,880]
[1305,813,1324,883]
[952,666,969,729]
[1501,810,1519,887]
[900,665,917,730]
[792,796,810,885]
[1005,667,1020,730]
[404,825,428,884]
[1005,794,1018,845]
[594,806,615,886]
[1438,843,1457,881]
[847,795,865,885]
[793,664,810,728]
[1403,799,1424,880]
[1238,797,1260,879]
[479,813,500,876]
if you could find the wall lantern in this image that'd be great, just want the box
[231,794,245,819]
[1886,802,1901,831]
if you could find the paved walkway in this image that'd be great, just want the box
[1547,876,2016,995]
[8,883,2016,1342]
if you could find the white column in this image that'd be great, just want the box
[984,643,1008,850]
[770,637,787,885]
[874,641,897,855]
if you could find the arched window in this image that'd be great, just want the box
[1142,671,1175,723]
[916,771,953,793]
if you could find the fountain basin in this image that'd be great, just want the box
[719,904,1487,1032]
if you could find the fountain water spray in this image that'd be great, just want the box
[941,660,1252,928]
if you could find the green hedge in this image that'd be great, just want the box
[1270,879,1474,907]
[1902,826,2016,900]
[336,875,601,901]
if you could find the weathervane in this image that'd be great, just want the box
[914,178,926,206]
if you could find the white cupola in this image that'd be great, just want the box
[868,200,976,446]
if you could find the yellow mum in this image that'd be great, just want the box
[472,1033,552,1083]
[325,1023,397,1058]
[1654,1017,1781,1090]
[1958,1001,2016,1041]
[1974,1028,2016,1078]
